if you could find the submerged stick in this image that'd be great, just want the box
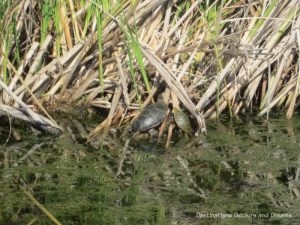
[21,187,62,225]
[115,139,130,177]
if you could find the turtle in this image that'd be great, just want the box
[131,95,168,132]
[173,107,192,133]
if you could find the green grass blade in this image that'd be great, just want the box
[128,28,151,94]
[248,0,279,41]
[82,2,94,38]
[126,44,142,107]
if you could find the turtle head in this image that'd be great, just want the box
[131,118,139,132]
[156,93,173,110]
[157,94,164,102]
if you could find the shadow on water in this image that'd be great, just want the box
[1,113,300,225]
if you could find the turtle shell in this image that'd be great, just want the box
[132,101,168,132]
[173,108,192,132]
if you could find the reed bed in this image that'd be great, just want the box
[0,0,299,137]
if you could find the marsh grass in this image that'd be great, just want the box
[0,0,300,136]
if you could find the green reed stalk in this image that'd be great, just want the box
[41,0,52,44]
[53,0,62,56]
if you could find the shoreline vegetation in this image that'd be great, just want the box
[0,0,300,139]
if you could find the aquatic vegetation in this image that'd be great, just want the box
[0,115,300,224]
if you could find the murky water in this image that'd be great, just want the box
[1,114,300,225]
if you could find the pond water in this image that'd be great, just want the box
[0,113,300,225]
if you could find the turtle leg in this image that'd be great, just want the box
[148,128,158,138]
